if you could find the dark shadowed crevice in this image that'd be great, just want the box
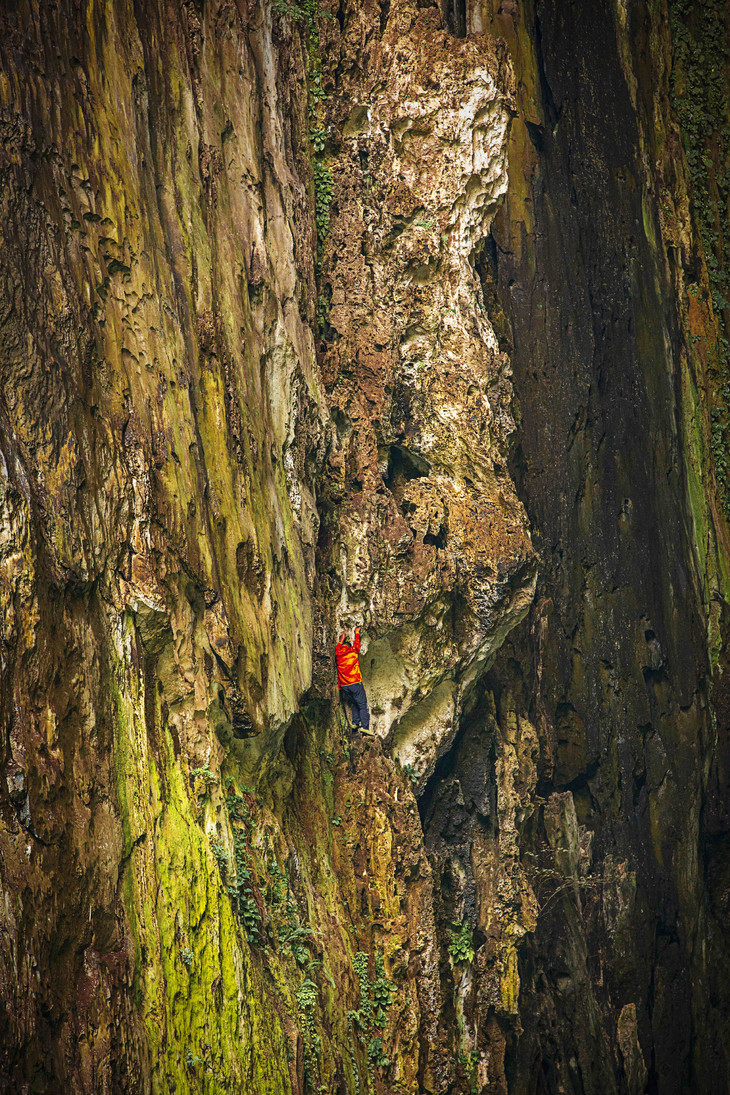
[473,232,513,355]
[418,696,497,830]
[383,442,431,505]
[441,0,466,38]
[423,528,446,548]
[417,719,465,825]
[384,443,430,487]
[533,5,561,130]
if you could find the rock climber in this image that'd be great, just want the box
[335,627,372,734]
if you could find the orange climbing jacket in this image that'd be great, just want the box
[335,631,362,689]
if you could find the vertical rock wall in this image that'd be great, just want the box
[0,0,535,1091]
[0,0,728,1093]
[422,0,730,1091]
[0,1,325,1089]
[314,0,536,785]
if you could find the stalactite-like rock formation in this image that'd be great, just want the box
[0,1,728,1093]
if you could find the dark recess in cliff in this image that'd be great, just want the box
[423,0,730,1091]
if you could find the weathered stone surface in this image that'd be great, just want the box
[316,0,536,782]
[419,0,730,1090]
[0,0,729,1093]
[0,1,326,1088]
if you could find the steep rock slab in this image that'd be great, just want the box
[0,1,325,1089]
[421,1,730,1092]
[0,2,534,1092]
[316,0,536,784]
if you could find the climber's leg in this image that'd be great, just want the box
[350,682,370,730]
[339,685,356,726]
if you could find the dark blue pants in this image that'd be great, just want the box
[339,682,370,729]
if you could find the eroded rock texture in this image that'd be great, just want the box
[315,2,535,784]
[0,0,729,1093]
[423,0,730,1091]
[0,1,325,1088]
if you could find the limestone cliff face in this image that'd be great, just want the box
[0,1,729,1094]
[423,1,730,1091]
[315,2,535,785]
[0,2,325,1088]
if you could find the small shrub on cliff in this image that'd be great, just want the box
[313,159,334,269]
[208,786,265,944]
[449,920,475,964]
[268,857,319,966]
[232,830,263,941]
[272,0,303,16]
[296,978,322,1086]
[368,1036,390,1070]
[352,951,372,1029]
[372,954,393,1028]
[190,764,217,788]
[349,951,394,1083]
[309,126,326,154]
[401,763,419,788]
[210,838,229,873]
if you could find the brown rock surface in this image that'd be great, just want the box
[316,1,535,782]
[0,0,729,1093]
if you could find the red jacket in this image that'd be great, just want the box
[335,632,362,688]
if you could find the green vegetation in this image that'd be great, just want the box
[367,1036,390,1070]
[310,126,327,154]
[372,954,393,1028]
[448,920,475,964]
[189,763,217,796]
[210,836,229,874]
[458,1047,481,1095]
[669,0,730,513]
[272,0,333,273]
[268,858,318,966]
[272,0,319,31]
[401,762,420,788]
[296,977,322,1088]
[189,763,217,783]
[349,951,395,1086]
[313,159,334,270]
[352,951,373,1030]
[308,39,332,276]
[209,783,323,971]
[225,787,264,941]
[184,1049,202,1071]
